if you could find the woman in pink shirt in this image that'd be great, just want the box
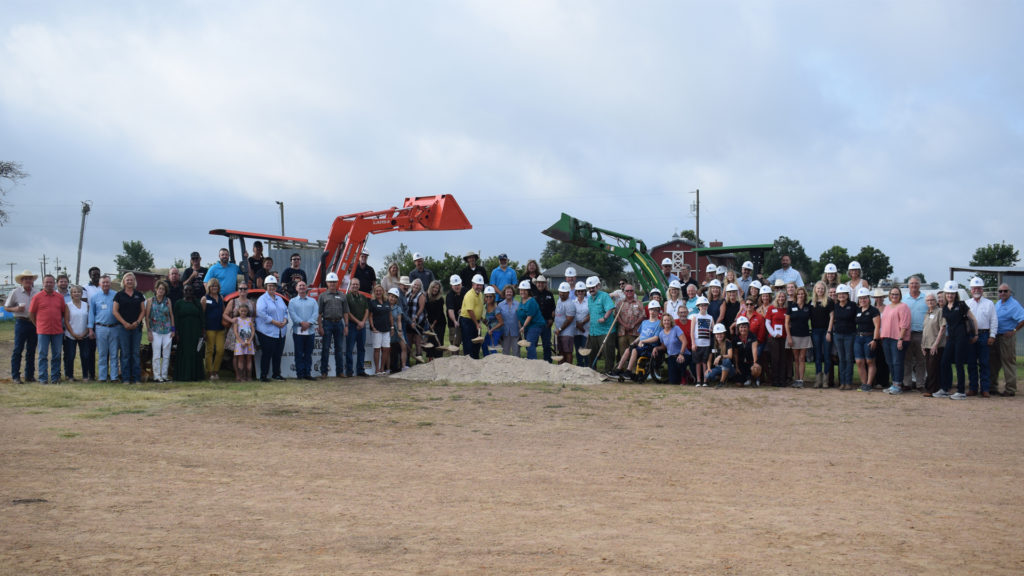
[879,287,911,395]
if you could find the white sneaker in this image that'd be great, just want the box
[932,390,950,398]
[950,392,967,400]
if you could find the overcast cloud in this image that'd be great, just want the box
[1,0,1021,285]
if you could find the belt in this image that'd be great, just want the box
[857,332,874,337]
[977,329,990,334]
[97,322,118,327]
[912,330,923,334]
[323,317,344,323]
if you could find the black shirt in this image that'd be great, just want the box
[709,339,733,365]
[167,281,184,306]
[445,288,465,325]
[114,290,146,323]
[733,334,759,367]
[786,302,812,337]
[368,299,391,332]
[721,300,741,328]
[459,265,488,291]
[833,301,857,334]
[942,301,971,339]
[536,289,556,322]
[182,266,207,297]
[353,264,376,292]
[854,306,880,334]
[280,267,307,298]
[810,300,834,330]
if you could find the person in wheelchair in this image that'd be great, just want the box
[607,301,663,381]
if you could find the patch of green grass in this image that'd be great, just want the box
[416,421,434,427]
[543,404,565,409]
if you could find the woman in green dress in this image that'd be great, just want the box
[174,285,206,381]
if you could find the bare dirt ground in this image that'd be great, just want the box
[1,354,1023,574]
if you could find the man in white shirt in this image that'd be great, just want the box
[965,277,998,396]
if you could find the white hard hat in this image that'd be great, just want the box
[484,286,496,295]
[750,280,762,290]
[848,261,862,271]
[518,280,532,290]
[706,264,718,273]
[668,280,682,289]
[661,257,673,266]
[708,279,722,288]
[742,260,754,270]
[969,277,984,288]
[535,275,547,283]
[725,283,738,292]
[944,280,959,293]
[856,287,871,299]
[574,281,586,291]
[326,272,339,282]
[565,267,577,277]
[759,285,773,295]
[387,287,401,298]
[449,274,462,286]
[647,300,662,309]
[736,315,749,325]
[558,282,571,293]
[716,265,727,275]
[263,275,278,285]
[824,263,838,274]
[712,323,727,334]
[650,287,662,294]
[836,284,851,294]
[696,296,710,306]
[471,274,485,285]
[413,252,423,261]
[585,276,600,288]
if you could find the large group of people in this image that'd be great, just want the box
[6,250,1023,400]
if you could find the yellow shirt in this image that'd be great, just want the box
[460,288,484,321]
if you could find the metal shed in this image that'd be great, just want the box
[948,265,1024,356]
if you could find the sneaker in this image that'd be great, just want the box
[932,390,950,398]
[742,379,752,387]
[950,392,967,400]
[886,385,902,395]
[858,384,871,392]
[701,382,708,387]
[791,380,804,389]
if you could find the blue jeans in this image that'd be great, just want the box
[293,333,313,378]
[64,336,92,380]
[853,334,875,360]
[665,353,683,384]
[95,324,120,381]
[37,333,62,383]
[833,332,855,386]
[482,329,501,356]
[574,334,588,367]
[118,326,143,383]
[11,318,37,381]
[320,319,345,377]
[346,321,366,375]
[811,328,832,375]
[881,338,906,385]
[707,358,735,382]
[967,330,991,392]
[523,323,543,360]
[540,322,552,362]
[460,317,480,358]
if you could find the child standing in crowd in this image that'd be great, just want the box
[232,303,255,381]
[691,296,713,386]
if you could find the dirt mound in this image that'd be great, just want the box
[390,354,606,385]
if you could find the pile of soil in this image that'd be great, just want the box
[390,353,605,385]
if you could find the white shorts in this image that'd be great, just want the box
[370,330,390,348]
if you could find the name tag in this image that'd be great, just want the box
[206,299,214,304]
[101,304,108,310]
[929,314,934,319]
[791,307,798,312]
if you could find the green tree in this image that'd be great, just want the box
[763,236,813,279]
[678,229,704,247]
[172,257,186,269]
[853,245,893,284]
[539,239,625,285]
[970,241,1019,287]
[818,245,850,273]
[115,240,155,274]
[380,242,415,280]
[0,160,29,226]
[904,273,927,284]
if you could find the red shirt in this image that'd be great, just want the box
[764,305,788,339]
[746,310,767,344]
[29,290,67,335]
[675,319,691,349]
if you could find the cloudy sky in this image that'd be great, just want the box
[1,0,1020,286]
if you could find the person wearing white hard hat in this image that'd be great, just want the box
[367,284,393,375]
[821,263,840,291]
[446,274,465,349]
[255,275,289,382]
[534,275,557,362]
[704,323,736,387]
[607,301,663,380]
[965,277,997,397]
[586,277,617,370]
[317,272,349,378]
[706,279,724,323]
[744,291,767,349]
[665,280,684,320]
[661,258,679,285]
[702,263,719,292]
[457,250,487,291]
[878,286,911,395]
[690,296,714,386]
[353,249,376,292]
[831,284,857,389]
[933,281,977,399]
[572,281,590,365]
[845,261,869,296]
[387,287,409,371]
[409,253,436,293]
[852,287,881,392]
[809,281,835,388]
[746,279,762,302]
[517,280,544,360]
[645,288,663,318]
[489,253,517,295]
[553,282,576,364]
[766,254,805,289]
[458,273,486,358]
[481,285,504,357]
[345,278,370,376]
[993,283,1024,396]
[737,261,755,296]
[733,316,762,386]
[5,269,39,383]
[289,281,318,380]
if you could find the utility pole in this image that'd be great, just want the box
[6,262,15,284]
[39,254,47,277]
[75,201,92,284]
[689,188,700,247]
[275,201,285,236]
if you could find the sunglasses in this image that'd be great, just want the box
[998,289,1009,293]
[625,289,634,293]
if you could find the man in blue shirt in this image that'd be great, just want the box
[204,248,241,295]
[586,276,617,371]
[660,258,679,285]
[903,276,929,389]
[993,283,1024,396]
[766,255,804,288]
[288,281,318,380]
[87,275,120,382]
[489,254,518,294]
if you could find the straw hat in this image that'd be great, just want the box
[14,269,37,283]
